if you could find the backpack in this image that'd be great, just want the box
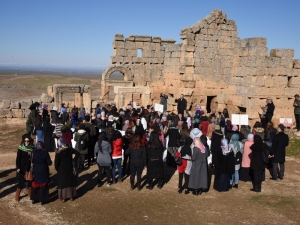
[235,151,242,165]
[262,148,269,164]
[78,135,87,151]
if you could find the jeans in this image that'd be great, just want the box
[272,162,285,179]
[97,164,111,184]
[112,158,122,181]
[36,130,43,142]
[230,170,239,185]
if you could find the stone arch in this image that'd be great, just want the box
[102,65,133,81]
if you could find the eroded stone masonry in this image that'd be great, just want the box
[101,9,300,123]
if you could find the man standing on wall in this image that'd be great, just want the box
[293,94,300,131]
[160,93,168,112]
[265,98,275,123]
[175,94,187,115]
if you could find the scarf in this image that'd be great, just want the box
[18,144,34,153]
[231,133,240,152]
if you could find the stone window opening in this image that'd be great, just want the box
[237,106,247,114]
[206,96,217,113]
[287,76,292,87]
[110,71,124,81]
[137,49,143,58]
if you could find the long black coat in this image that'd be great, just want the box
[55,147,80,189]
[32,149,52,183]
[50,110,59,124]
[16,149,32,186]
[250,143,266,170]
[165,128,181,147]
[146,144,164,180]
[271,132,289,163]
[42,122,55,152]
[210,131,223,165]
[176,98,187,112]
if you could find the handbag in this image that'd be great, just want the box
[24,153,33,181]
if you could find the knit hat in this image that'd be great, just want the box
[247,134,254,140]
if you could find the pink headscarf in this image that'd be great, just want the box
[232,125,238,131]
[195,104,201,110]
[193,137,205,153]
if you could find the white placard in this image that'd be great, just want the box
[154,103,164,113]
[232,114,249,125]
[279,118,293,128]
[132,102,137,109]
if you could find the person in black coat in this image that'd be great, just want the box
[15,134,34,201]
[265,98,275,123]
[31,142,52,205]
[122,128,134,176]
[210,127,223,167]
[146,131,164,190]
[165,122,181,167]
[270,124,289,180]
[250,135,267,192]
[42,117,56,152]
[55,138,80,203]
[125,135,147,191]
[175,94,187,115]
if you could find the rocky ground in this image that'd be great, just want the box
[0,122,300,225]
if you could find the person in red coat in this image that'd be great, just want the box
[199,116,209,136]
[176,136,193,194]
[61,120,73,147]
[111,130,123,183]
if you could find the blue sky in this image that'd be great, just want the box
[0,0,299,68]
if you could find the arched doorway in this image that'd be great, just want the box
[100,65,134,103]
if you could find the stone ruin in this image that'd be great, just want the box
[101,9,300,124]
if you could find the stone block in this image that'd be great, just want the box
[135,36,152,42]
[114,48,127,57]
[11,109,23,118]
[113,41,125,49]
[11,101,20,109]
[0,100,11,109]
[270,49,294,58]
[40,93,53,103]
[114,34,124,41]
[280,58,293,68]
[0,109,12,118]
[293,59,300,69]
[20,100,32,109]
[110,56,124,64]
[124,41,136,50]
[152,37,162,43]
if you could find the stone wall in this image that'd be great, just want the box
[101,9,300,124]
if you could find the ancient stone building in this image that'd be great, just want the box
[101,9,299,124]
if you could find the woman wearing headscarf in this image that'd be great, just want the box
[42,117,56,152]
[213,138,235,192]
[206,115,216,138]
[15,134,34,201]
[31,142,52,205]
[229,134,244,189]
[146,131,164,190]
[55,138,80,203]
[165,122,181,167]
[94,132,112,187]
[239,134,254,182]
[61,120,73,147]
[210,125,223,167]
[74,124,89,170]
[176,136,193,194]
[250,135,266,192]
[42,104,49,123]
[125,135,146,191]
[35,114,43,142]
[188,136,210,196]
[122,128,134,176]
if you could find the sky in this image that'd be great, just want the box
[0,0,299,69]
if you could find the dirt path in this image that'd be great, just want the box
[1,124,300,224]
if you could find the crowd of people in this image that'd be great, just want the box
[15,95,290,204]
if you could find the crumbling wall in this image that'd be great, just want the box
[102,9,300,124]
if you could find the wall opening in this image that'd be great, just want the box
[287,76,292,87]
[238,106,247,114]
[137,49,143,58]
[110,71,124,80]
[206,96,217,113]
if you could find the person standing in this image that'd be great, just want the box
[15,134,34,201]
[293,94,300,131]
[146,131,164,190]
[42,117,56,152]
[111,130,123,183]
[74,124,89,170]
[60,103,68,125]
[83,115,96,166]
[125,135,146,191]
[175,94,187,115]
[31,142,52,205]
[239,134,254,182]
[265,98,275,123]
[94,132,112,187]
[270,124,289,180]
[229,134,244,189]
[188,136,210,196]
[160,93,168,112]
[55,138,80,202]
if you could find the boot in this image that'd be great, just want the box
[250,186,259,192]
[15,188,22,202]
[146,183,153,190]
[233,184,238,189]
[27,187,31,198]
[184,189,190,195]
[258,184,261,192]
[130,182,134,190]
[136,184,141,191]
[157,181,163,189]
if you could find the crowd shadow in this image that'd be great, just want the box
[0,169,18,199]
